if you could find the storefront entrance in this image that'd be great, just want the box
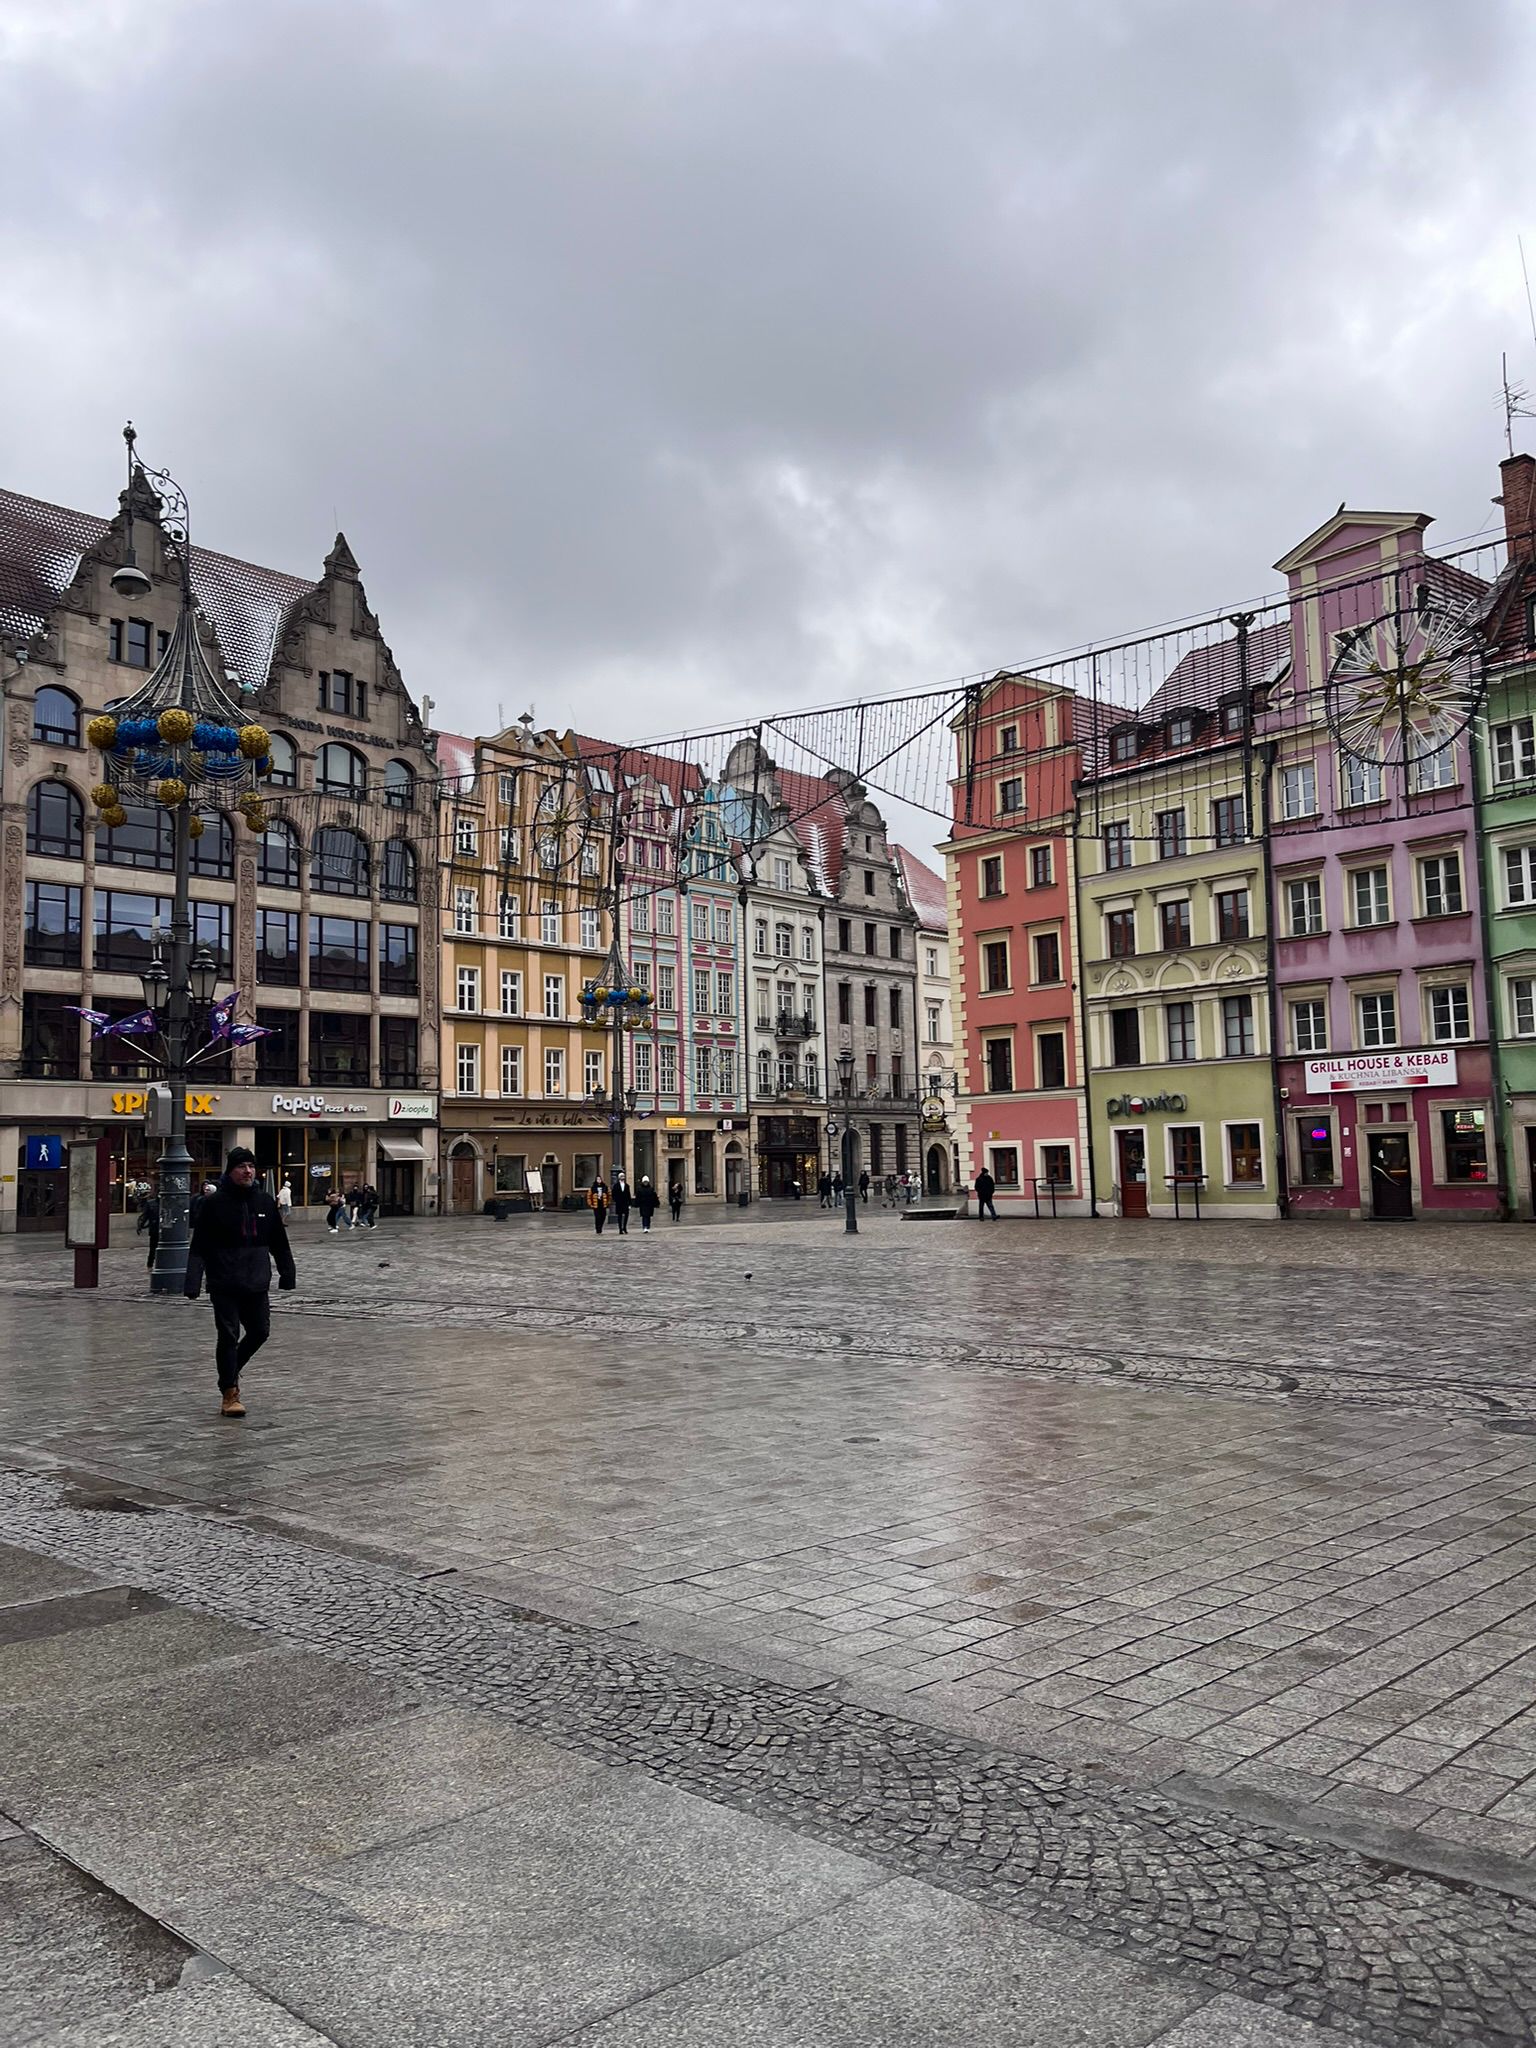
[450,1143,478,1214]
[377,1162,415,1215]
[1116,1129,1148,1217]
[761,1152,816,1197]
[925,1143,950,1195]
[17,1168,65,1233]
[1367,1132,1414,1219]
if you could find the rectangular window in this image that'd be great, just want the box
[256,908,300,987]
[980,855,1004,897]
[579,906,600,949]
[1227,1123,1263,1184]
[92,890,167,975]
[1510,976,1536,1038]
[584,1050,605,1095]
[658,895,675,935]
[1103,821,1132,871]
[692,902,709,940]
[695,1045,712,1095]
[659,1042,678,1093]
[499,826,520,864]
[1350,866,1391,927]
[456,1042,480,1095]
[498,771,518,807]
[863,869,876,895]
[1155,809,1187,860]
[1170,1126,1203,1180]
[1212,795,1246,846]
[1410,736,1455,791]
[318,668,366,719]
[1296,1117,1336,1185]
[633,1040,653,1093]
[544,1048,565,1096]
[543,974,564,1019]
[1041,1143,1072,1188]
[501,1045,523,1095]
[984,1037,1013,1092]
[1106,909,1136,958]
[1216,888,1250,940]
[657,964,675,1011]
[1110,1008,1141,1066]
[863,984,877,1025]
[23,881,81,967]
[714,906,733,944]
[718,1046,736,1094]
[693,968,711,1014]
[453,813,477,857]
[1033,930,1061,983]
[632,894,650,935]
[1341,753,1384,807]
[773,856,792,891]
[1029,845,1053,888]
[998,778,1024,815]
[1492,717,1536,784]
[1221,992,1255,1057]
[716,970,733,1015]
[455,963,480,1011]
[754,918,768,955]
[837,917,851,951]
[864,923,877,955]
[1358,991,1398,1048]
[838,983,852,1025]
[1442,1107,1488,1183]
[1159,900,1191,950]
[1503,844,1536,906]
[889,927,902,960]
[998,723,1019,755]
[500,969,522,1015]
[108,617,153,667]
[889,986,902,1028]
[254,1007,299,1085]
[869,1124,885,1174]
[1428,983,1470,1043]
[1037,1031,1066,1089]
[453,886,478,935]
[307,916,370,994]
[989,1145,1019,1187]
[378,923,417,996]
[19,994,79,1080]
[1419,852,1463,917]
[1279,761,1317,819]
[803,927,816,962]
[541,901,561,944]
[1290,998,1328,1053]
[1286,875,1323,936]
[926,1002,941,1043]
[983,940,1010,991]
[498,892,520,939]
[774,922,792,957]
[1165,1000,1195,1062]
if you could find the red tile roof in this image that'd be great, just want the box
[566,732,704,809]
[894,845,948,932]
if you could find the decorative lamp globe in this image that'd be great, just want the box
[109,560,152,602]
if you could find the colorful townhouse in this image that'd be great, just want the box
[894,844,956,1195]
[1079,631,1283,1219]
[943,673,1091,1214]
[1264,509,1498,1221]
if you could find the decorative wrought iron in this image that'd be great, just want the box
[1324,589,1489,770]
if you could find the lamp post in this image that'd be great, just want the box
[89,423,275,1292]
[580,942,651,1184]
[835,1047,858,1235]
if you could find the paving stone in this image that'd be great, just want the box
[37,1972,338,2046]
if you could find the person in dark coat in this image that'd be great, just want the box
[361,1183,380,1229]
[816,1172,832,1208]
[612,1175,632,1235]
[832,1172,844,1200]
[857,1170,870,1203]
[668,1180,683,1223]
[636,1177,661,1232]
[136,1191,161,1271]
[185,1146,296,1417]
[590,1177,610,1234]
[974,1168,998,1220]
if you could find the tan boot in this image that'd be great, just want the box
[220,1386,246,1418]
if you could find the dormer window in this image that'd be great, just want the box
[1109,727,1139,765]
[1221,699,1247,735]
[1165,714,1195,749]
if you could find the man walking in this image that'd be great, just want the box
[636,1176,660,1232]
[816,1172,832,1209]
[857,1170,870,1204]
[974,1166,998,1220]
[136,1187,160,1272]
[590,1175,610,1234]
[668,1179,683,1223]
[612,1175,632,1235]
[185,1146,295,1417]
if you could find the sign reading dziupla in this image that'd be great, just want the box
[1302,1050,1458,1093]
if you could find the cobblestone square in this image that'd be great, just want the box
[3,1209,1536,2043]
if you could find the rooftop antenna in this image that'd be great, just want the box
[1502,352,1535,460]
[496,701,505,731]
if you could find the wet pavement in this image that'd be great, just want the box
[1,1211,1534,2042]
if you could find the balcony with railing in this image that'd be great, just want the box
[773,1011,816,1040]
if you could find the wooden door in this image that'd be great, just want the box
[450,1150,477,1213]
[1367,1133,1413,1219]
[1116,1130,1148,1218]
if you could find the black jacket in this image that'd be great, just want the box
[636,1185,660,1217]
[186,1177,296,1296]
[974,1171,996,1200]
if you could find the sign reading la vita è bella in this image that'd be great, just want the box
[1302,1050,1458,1093]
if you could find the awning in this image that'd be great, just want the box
[377,1135,429,1162]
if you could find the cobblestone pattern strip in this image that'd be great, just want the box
[2,1470,1534,2045]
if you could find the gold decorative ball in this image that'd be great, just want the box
[101,804,128,827]
[188,814,206,839]
[238,724,271,760]
[157,708,194,744]
[242,805,267,833]
[155,777,188,808]
[86,714,118,751]
[90,783,117,809]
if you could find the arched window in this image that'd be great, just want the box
[265,734,297,788]
[316,743,366,797]
[95,802,173,871]
[32,686,80,747]
[188,811,234,879]
[383,759,415,810]
[26,780,83,859]
[312,824,370,897]
[756,1048,773,1093]
[258,820,301,890]
[380,838,417,904]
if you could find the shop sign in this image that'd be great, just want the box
[664,1116,689,1129]
[271,1093,370,1118]
[111,1091,218,1117]
[24,1135,62,1170]
[387,1094,436,1121]
[1106,1091,1188,1116]
[1302,1050,1458,1093]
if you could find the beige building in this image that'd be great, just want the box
[0,477,441,1230]
[896,845,958,1193]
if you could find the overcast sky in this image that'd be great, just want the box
[4,0,1534,775]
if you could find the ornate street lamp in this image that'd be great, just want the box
[85,424,276,1292]
[834,1047,858,1235]
[579,939,653,1184]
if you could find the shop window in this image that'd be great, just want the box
[1442,1108,1488,1183]
[255,1007,299,1084]
[310,1011,371,1084]
[694,1135,717,1193]
[573,1153,602,1191]
[256,909,300,986]
[1110,1008,1141,1066]
[24,881,81,967]
[20,992,80,1078]
[1227,1123,1263,1184]
[28,780,84,859]
[1041,1143,1073,1188]
[1169,1126,1203,1180]
[1295,1117,1336,1185]
[869,1124,885,1174]
[31,686,80,747]
[259,822,302,890]
[380,1017,418,1087]
[495,1151,527,1192]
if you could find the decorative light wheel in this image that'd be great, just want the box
[1325,590,1487,771]
[531,768,593,874]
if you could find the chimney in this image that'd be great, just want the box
[1500,453,1536,564]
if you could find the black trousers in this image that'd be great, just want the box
[977,1197,998,1219]
[615,1208,629,1233]
[143,1228,159,1271]
[209,1287,271,1390]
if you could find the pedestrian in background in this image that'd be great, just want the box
[668,1180,683,1223]
[857,1170,870,1204]
[345,1183,364,1229]
[325,1188,346,1232]
[636,1177,660,1232]
[612,1176,632,1235]
[136,1189,160,1271]
[590,1176,610,1234]
[276,1176,293,1217]
[361,1183,380,1229]
[974,1167,998,1220]
[185,1145,295,1418]
[832,1171,844,1201]
[817,1172,832,1208]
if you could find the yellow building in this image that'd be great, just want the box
[436,724,613,1212]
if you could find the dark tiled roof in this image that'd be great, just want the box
[0,485,315,690]
[1142,620,1291,719]
[767,765,854,896]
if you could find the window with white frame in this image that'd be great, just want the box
[499,826,520,863]
[632,894,650,935]
[1165,1000,1196,1062]
[1349,866,1391,927]
[536,831,559,867]
[998,777,1023,814]
[753,917,768,954]
[773,856,792,891]
[716,970,733,1014]
[456,965,480,1012]
[776,1050,796,1091]
[802,926,816,961]
[925,945,939,977]
[634,960,652,992]
[543,973,563,1018]
[1427,982,1470,1043]
[1221,993,1255,1058]
[634,1040,654,1092]
[544,1048,564,1095]
[1504,843,1536,907]
[695,1045,712,1094]
[541,901,561,944]
[1286,875,1324,936]
[456,1042,480,1094]
[658,894,675,935]
[579,905,599,949]
[755,978,771,1026]
[657,964,675,1010]
[1410,735,1455,791]
[1508,975,1536,1037]
[453,886,478,935]
[713,906,731,944]
[756,1047,772,1091]
[926,1002,941,1043]
[1341,752,1384,806]
[455,815,478,856]
[693,968,711,1013]
[1493,716,1536,784]
[498,772,518,807]
[692,902,709,940]
[583,1049,604,1094]
[500,969,522,1015]
[659,1041,678,1093]
[1279,761,1317,819]
[1357,990,1398,1048]
[1029,844,1053,888]
[718,1046,737,1093]
[1290,998,1328,1053]
[497,891,519,939]
[774,922,792,957]
[1418,851,1463,918]
[580,841,599,877]
[500,1044,523,1095]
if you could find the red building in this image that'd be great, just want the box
[944,674,1092,1214]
